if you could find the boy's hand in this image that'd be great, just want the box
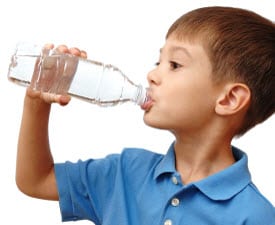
[26,44,87,106]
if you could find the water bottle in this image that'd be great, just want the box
[7,42,148,107]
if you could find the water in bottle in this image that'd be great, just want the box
[8,42,148,107]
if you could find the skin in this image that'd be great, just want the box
[144,35,250,183]
[16,37,250,200]
[16,45,87,200]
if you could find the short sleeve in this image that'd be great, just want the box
[54,153,120,223]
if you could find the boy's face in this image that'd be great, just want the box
[143,35,223,134]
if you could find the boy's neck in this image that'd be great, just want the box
[173,133,235,185]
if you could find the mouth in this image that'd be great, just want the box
[140,91,153,111]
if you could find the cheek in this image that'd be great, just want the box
[160,85,215,127]
[143,95,185,129]
[143,80,216,129]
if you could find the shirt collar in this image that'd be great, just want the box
[154,143,251,201]
[154,143,176,179]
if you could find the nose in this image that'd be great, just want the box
[147,67,161,86]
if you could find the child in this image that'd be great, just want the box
[16,6,275,225]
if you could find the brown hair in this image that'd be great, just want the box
[167,6,275,136]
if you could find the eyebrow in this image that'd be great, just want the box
[160,46,192,59]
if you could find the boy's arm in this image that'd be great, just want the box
[16,93,59,200]
[15,44,87,201]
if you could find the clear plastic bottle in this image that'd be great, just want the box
[8,42,147,107]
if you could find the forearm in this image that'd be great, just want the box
[16,94,58,200]
[15,44,84,200]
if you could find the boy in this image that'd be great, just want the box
[16,6,275,225]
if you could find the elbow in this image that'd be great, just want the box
[15,168,59,200]
[15,174,35,198]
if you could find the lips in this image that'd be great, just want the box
[141,92,153,111]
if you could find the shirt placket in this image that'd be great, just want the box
[161,173,183,225]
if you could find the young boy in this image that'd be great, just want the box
[16,6,275,225]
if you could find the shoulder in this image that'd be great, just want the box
[56,147,164,174]
[71,147,164,179]
[241,183,275,224]
[121,147,163,159]
[120,147,164,170]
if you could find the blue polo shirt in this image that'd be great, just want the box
[54,143,275,225]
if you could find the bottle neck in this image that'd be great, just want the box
[135,85,147,105]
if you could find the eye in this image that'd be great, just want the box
[154,62,160,67]
[169,61,182,70]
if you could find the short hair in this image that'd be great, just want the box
[166,6,275,136]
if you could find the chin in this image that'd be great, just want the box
[143,115,168,130]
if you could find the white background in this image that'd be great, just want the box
[0,0,274,224]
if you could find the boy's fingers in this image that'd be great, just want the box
[80,50,87,59]
[26,87,41,98]
[68,47,87,59]
[27,43,85,106]
[69,47,81,56]
[41,92,70,105]
[59,95,71,106]
[43,43,54,50]
[54,45,70,54]
[53,45,87,58]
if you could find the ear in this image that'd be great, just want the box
[215,83,251,116]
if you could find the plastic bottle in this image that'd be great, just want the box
[7,42,147,107]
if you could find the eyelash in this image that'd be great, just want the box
[170,61,182,70]
[155,61,182,70]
